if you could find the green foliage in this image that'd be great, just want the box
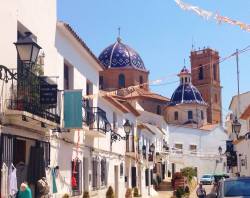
[133,187,140,197]
[83,191,90,198]
[106,186,115,198]
[175,187,185,198]
[181,167,197,182]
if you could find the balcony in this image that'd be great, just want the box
[0,65,60,132]
[82,101,110,137]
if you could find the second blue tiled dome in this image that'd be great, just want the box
[98,38,146,71]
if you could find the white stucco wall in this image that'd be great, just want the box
[168,124,228,179]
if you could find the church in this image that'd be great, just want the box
[98,37,228,181]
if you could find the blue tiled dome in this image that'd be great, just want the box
[169,84,207,106]
[98,38,146,71]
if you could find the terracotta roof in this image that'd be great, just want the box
[240,105,250,120]
[57,21,104,70]
[121,89,170,102]
[103,95,140,117]
[199,124,218,131]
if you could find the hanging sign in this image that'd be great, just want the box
[64,90,82,129]
[40,84,58,105]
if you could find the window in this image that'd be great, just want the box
[188,111,193,120]
[100,159,107,186]
[201,110,204,120]
[118,74,125,88]
[64,62,73,90]
[120,163,124,176]
[131,167,137,188]
[92,158,98,189]
[99,76,104,90]
[71,160,82,196]
[145,168,149,186]
[174,143,183,154]
[198,66,204,80]
[213,64,217,80]
[157,105,161,115]
[185,77,187,83]
[190,145,197,153]
[139,76,143,88]
[174,111,178,120]
[113,112,117,131]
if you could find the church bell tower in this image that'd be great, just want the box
[190,48,222,124]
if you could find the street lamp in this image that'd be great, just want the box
[123,119,132,136]
[14,32,41,69]
[232,117,241,139]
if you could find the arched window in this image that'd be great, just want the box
[198,65,204,80]
[157,105,161,115]
[118,74,125,88]
[201,110,204,120]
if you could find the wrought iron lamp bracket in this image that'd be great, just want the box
[0,65,17,82]
[110,130,127,144]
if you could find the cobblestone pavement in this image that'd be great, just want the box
[152,190,173,198]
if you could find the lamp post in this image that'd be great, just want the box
[14,32,41,70]
[232,117,241,139]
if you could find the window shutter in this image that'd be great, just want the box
[145,169,149,186]
[41,142,50,168]
[131,167,137,187]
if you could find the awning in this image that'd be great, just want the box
[139,123,165,136]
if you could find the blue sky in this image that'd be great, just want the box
[58,0,250,119]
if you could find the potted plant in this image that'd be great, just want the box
[106,186,115,198]
[83,191,90,198]
[175,187,185,198]
[133,187,141,197]
[62,193,70,198]
[125,188,132,198]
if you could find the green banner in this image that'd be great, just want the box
[64,90,82,129]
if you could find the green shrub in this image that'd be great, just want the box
[106,186,115,198]
[181,167,197,182]
[175,187,185,198]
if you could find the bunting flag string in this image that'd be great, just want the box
[175,0,250,32]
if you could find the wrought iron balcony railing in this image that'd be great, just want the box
[0,64,61,124]
[82,101,110,133]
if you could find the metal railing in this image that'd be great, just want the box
[0,64,60,124]
[82,101,110,133]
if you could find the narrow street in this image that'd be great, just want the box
[204,184,216,198]
[190,184,216,198]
